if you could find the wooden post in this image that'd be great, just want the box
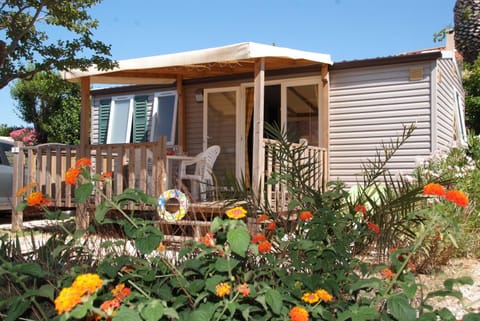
[251,58,265,203]
[77,77,91,230]
[321,64,330,188]
[11,142,25,231]
[176,75,185,152]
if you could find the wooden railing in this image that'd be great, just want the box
[263,138,327,212]
[11,139,167,229]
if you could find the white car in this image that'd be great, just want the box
[0,138,14,211]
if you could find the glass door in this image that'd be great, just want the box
[204,88,239,183]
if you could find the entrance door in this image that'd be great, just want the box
[204,88,239,184]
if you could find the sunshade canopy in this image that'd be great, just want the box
[63,42,332,85]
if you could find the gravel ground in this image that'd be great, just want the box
[416,258,480,318]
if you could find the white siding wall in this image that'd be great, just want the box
[329,61,434,186]
[435,58,464,151]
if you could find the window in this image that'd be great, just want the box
[98,95,149,144]
[150,91,178,145]
[107,95,134,144]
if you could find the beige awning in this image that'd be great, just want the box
[63,42,333,85]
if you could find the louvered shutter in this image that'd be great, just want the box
[133,95,148,143]
[98,99,111,144]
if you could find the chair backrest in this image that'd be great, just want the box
[196,145,221,180]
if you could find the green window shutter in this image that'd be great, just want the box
[98,99,111,144]
[133,95,148,143]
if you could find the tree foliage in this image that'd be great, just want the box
[10,70,81,144]
[0,0,116,89]
[462,58,480,134]
[454,0,480,63]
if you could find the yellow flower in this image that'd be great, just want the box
[54,286,83,315]
[72,273,103,295]
[302,292,320,304]
[215,282,231,297]
[315,289,333,302]
[226,206,247,219]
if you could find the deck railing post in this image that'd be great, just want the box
[11,142,25,231]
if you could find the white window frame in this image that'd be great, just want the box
[106,95,134,144]
[454,89,467,146]
[149,90,178,146]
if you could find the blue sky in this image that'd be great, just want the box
[1,0,455,127]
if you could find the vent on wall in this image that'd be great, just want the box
[409,67,424,81]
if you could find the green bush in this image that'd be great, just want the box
[0,126,479,321]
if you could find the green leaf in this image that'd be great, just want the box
[463,313,480,321]
[5,298,29,321]
[287,199,300,211]
[444,276,474,290]
[214,257,240,272]
[210,217,224,233]
[387,294,417,321]
[265,289,283,315]
[37,284,55,300]
[14,262,44,277]
[113,305,143,321]
[94,202,112,223]
[227,227,250,257]
[400,281,418,299]
[140,299,164,321]
[163,307,179,319]
[134,226,163,254]
[69,303,89,319]
[75,182,94,203]
[337,304,379,321]
[189,303,216,321]
[349,278,382,293]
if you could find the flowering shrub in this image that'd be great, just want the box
[1,130,480,320]
[9,127,37,145]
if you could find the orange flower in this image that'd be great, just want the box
[302,292,319,304]
[445,190,469,208]
[299,211,313,221]
[100,171,112,181]
[380,268,395,279]
[367,222,380,234]
[54,286,83,315]
[289,306,309,321]
[199,232,215,247]
[257,214,269,223]
[407,261,416,272]
[15,181,37,197]
[354,204,367,214]
[111,283,131,300]
[120,266,134,273]
[75,157,92,168]
[315,289,333,302]
[27,192,44,206]
[65,167,81,185]
[226,206,247,219]
[237,283,250,297]
[100,298,121,314]
[258,240,272,254]
[39,196,51,206]
[215,282,231,297]
[266,221,277,231]
[156,242,166,253]
[251,233,267,244]
[423,183,446,197]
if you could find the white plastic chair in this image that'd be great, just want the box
[178,145,221,201]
